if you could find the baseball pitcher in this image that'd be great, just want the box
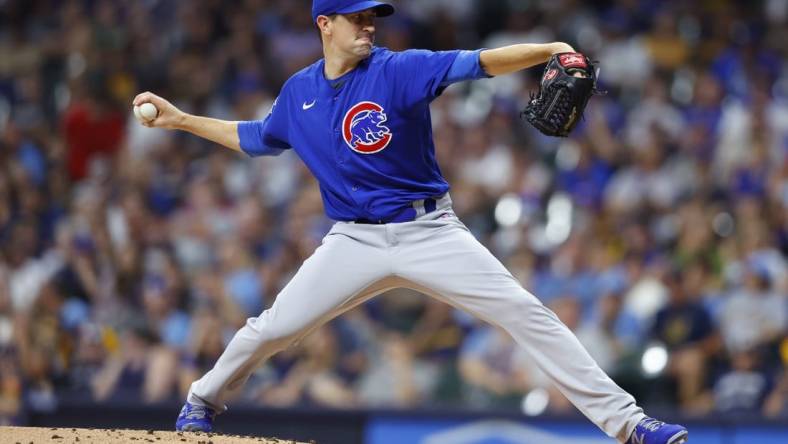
[133,2,688,443]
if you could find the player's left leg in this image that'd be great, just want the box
[393,210,686,444]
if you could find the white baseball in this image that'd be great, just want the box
[134,102,158,122]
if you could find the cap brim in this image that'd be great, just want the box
[335,1,395,17]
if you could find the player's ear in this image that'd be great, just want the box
[316,15,333,39]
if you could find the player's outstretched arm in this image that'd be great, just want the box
[132,92,242,153]
[479,42,574,76]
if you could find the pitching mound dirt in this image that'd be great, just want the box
[0,427,310,443]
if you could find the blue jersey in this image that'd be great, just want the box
[238,47,485,222]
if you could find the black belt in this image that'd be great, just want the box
[354,195,442,224]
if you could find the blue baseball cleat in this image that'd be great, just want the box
[175,401,216,432]
[627,417,688,444]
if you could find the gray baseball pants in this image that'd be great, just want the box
[188,195,645,443]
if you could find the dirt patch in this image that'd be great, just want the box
[0,427,310,443]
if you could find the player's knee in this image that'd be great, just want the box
[504,292,552,322]
[510,291,543,311]
[245,312,303,347]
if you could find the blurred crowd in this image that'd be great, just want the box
[1,0,787,426]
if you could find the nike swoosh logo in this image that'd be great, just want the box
[302,100,316,110]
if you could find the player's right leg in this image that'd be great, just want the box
[177,223,396,431]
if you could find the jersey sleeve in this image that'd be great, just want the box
[441,49,491,86]
[387,49,462,107]
[237,95,291,157]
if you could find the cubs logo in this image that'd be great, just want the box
[342,101,392,154]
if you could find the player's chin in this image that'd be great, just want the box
[354,43,373,57]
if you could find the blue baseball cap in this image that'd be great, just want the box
[312,0,395,22]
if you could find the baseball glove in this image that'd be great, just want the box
[521,52,602,137]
